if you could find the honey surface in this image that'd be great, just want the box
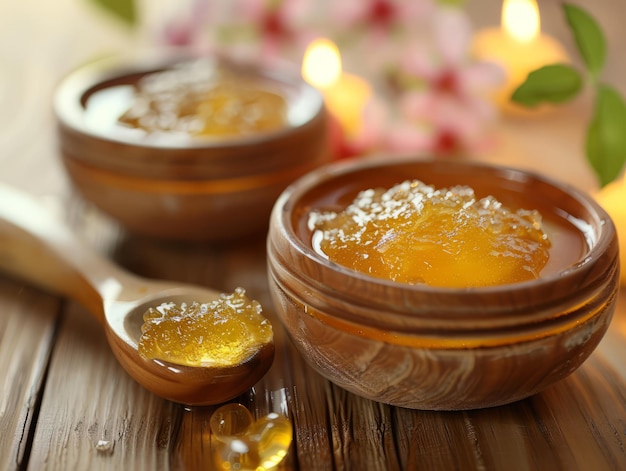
[310,180,551,288]
[138,288,272,367]
[118,61,287,138]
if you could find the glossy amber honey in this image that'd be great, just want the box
[310,180,551,287]
[210,403,292,469]
[138,288,272,367]
[266,158,619,410]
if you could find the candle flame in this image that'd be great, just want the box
[502,0,540,43]
[302,38,342,89]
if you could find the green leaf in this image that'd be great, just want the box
[511,64,583,107]
[89,0,136,26]
[586,84,626,187]
[563,3,606,79]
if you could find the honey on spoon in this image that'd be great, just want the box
[0,184,274,405]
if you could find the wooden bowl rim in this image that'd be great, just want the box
[270,157,618,316]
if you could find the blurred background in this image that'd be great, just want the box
[2,0,625,195]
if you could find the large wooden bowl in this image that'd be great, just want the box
[266,158,620,410]
[53,51,329,241]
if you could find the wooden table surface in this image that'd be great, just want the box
[1,1,625,470]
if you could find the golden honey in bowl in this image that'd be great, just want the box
[310,180,551,288]
[83,59,289,145]
[117,61,287,138]
[138,288,272,367]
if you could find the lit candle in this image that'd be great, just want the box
[302,38,372,140]
[472,0,569,113]
[596,178,626,286]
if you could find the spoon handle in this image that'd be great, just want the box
[0,184,125,324]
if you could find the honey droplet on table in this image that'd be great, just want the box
[210,404,293,470]
[95,439,115,454]
[247,412,293,469]
[138,288,272,367]
[310,180,551,288]
[210,403,254,439]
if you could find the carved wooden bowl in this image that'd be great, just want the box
[266,158,620,410]
[53,51,329,241]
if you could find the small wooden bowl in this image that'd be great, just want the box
[53,51,329,241]
[267,158,620,410]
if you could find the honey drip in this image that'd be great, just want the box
[138,288,272,367]
[118,60,287,137]
[310,180,551,288]
[210,403,292,470]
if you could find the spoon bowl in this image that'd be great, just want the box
[105,285,275,405]
[0,184,274,405]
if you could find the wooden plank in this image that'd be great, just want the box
[325,387,401,471]
[0,278,59,470]
[27,301,180,470]
[464,354,626,470]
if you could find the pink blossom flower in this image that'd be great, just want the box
[233,0,315,63]
[329,0,436,72]
[331,0,434,34]
[385,6,504,156]
[159,0,315,65]
[160,0,212,48]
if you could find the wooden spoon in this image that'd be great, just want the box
[0,185,274,405]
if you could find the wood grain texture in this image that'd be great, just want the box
[28,302,179,470]
[0,279,59,470]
